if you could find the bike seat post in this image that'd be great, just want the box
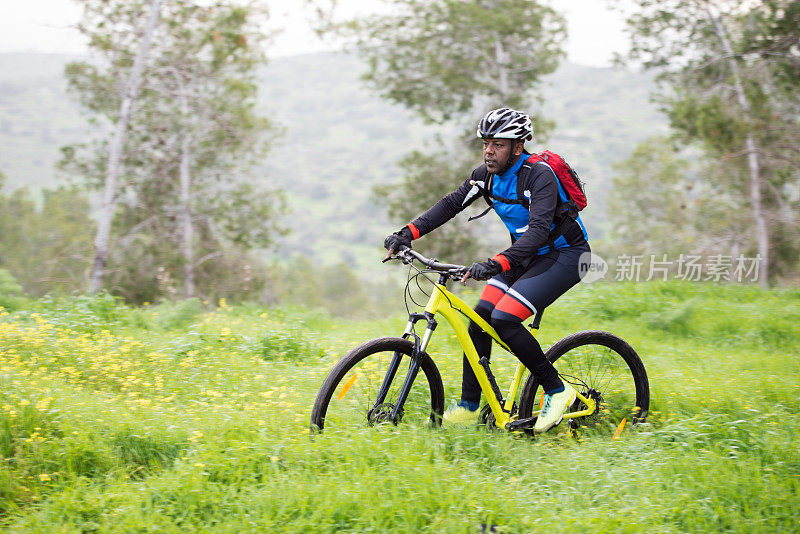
[528,309,544,331]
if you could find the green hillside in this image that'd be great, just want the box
[0,53,88,191]
[0,52,667,274]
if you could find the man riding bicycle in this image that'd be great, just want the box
[384,107,590,433]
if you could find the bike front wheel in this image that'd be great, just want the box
[310,337,445,433]
[518,330,649,435]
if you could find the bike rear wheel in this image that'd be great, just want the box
[310,337,445,433]
[518,330,649,435]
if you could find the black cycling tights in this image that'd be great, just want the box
[461,305,561,403]
[460,245,588,404]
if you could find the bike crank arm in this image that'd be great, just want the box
[505,390,598,431]
[562,390,597,419]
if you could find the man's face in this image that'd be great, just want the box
[483,138,522,174]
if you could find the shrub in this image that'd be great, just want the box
[32,292,125,332]
[151,298,205,331]
[0,268,24,311]
[253,328,326,362]
[644,298,698,335]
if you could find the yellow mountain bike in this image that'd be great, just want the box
[310,248,649,436]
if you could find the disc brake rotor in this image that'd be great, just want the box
[367,403,403,425]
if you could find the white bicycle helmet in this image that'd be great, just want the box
[476,107,533,141]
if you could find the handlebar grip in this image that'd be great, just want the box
[383,246,467,275]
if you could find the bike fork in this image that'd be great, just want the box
[375,313,437,424]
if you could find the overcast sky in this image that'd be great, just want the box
[0,0,629,67]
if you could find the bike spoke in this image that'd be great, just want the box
[518,332,649,437]
[314,341,441,432]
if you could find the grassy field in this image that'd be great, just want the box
[0,281,798,532]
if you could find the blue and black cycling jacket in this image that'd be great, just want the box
[404,153,589,272]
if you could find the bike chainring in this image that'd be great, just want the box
[478,401,517,429]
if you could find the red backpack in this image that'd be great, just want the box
[527,151,587,212]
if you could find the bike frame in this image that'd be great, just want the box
[398,273,597,429]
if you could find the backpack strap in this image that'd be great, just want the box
[483,164,533,208]
[466,165,493,222]
[544,205,576,250]
[467,159,535,222]
[515,160,534,210]
[467,204,493,222]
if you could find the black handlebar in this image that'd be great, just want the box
[389,246,468,278]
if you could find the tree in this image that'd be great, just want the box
[346,0,565,123]
[374,142,487,264]
[62,0,285,301]
[618,0,800,285]
[0,175,95,297]
[267,255,403,318]
[607,137,745,259]
[339,0,566,259]
[745,1,800,91]
[87,0,162,293]
[136,1,282,298]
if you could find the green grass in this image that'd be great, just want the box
[0,281,798,532]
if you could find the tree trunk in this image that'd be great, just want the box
[494,33,509,99]
[89,0,162,293]
[179,96,195,299]
[709,8,769,288]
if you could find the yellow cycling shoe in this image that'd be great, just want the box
[443,404,479,425]
[534,383,577,434]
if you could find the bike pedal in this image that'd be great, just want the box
[506,417,536,431]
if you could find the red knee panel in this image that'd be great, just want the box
[495,294,534,320]
[479,284,505,306]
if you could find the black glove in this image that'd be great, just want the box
[468,259,502,281]
[384,227,413,253]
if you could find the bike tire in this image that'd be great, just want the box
[518,330,649,434]
[310,337,445,433]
